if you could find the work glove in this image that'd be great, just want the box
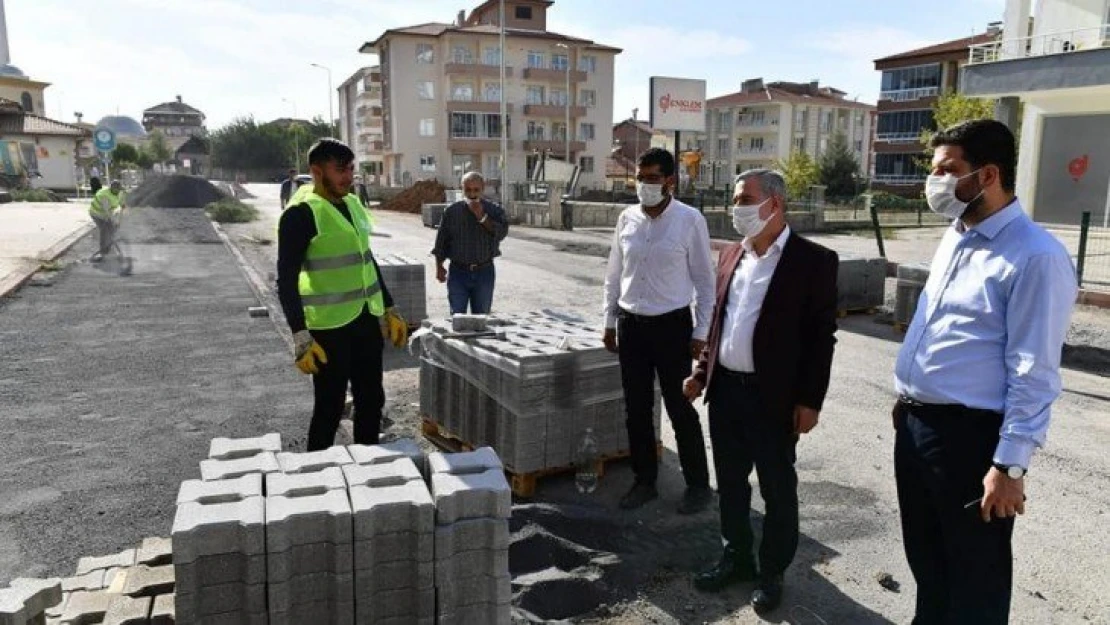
[382,308,409,348]
[293,330,328,374]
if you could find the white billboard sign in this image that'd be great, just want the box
[649,77,707,133]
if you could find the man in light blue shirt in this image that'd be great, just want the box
[893,120,1076,624]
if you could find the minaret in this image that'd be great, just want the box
[0,0,10,67]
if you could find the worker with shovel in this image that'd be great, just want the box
[89,179,126,263]
[277,138,409,451]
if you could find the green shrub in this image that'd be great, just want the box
[12,189,58,202]
[205,198,259,223]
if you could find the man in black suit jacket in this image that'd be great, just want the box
[683,168,838,613]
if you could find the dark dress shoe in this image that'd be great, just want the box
[752,575,784,613]
[676,485,714,515]
[619,482,659,510]
[693,549,758,592]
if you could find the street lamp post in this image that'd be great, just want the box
[632,107,640,163]
[283,98,301,172]
[310,63,335,134]
[555,43,571,167]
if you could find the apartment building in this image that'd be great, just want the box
[359,0,620,189]
[962,0,1110,225]
[693,78,874,190]
[872,31,994,197]
[337,66,385,178]
[142,95,206,139]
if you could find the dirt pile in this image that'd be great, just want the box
[127,175,228,208]
[381,180,446,214]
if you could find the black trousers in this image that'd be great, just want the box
[895,402,1013,625]
[307,310,385,451]
[707,374,798,577]
[617,307,709,488]
[92,216,116,255]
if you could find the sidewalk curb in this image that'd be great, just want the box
[0,222,95,299]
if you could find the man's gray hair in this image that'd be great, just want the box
[461,171,485,185]
[734,168,786,201]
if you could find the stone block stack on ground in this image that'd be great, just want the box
[428,448,512,625]
[376,253,427,326]
[894,262,931,330]
[836,255,887,314]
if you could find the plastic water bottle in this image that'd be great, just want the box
[575,428,599,494]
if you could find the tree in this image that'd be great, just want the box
[818,133,860,198]
[209,116,337,172]
[774,150,820,199]
[111,143,140,166]
[919,91,996,153]
[146,130,173,166]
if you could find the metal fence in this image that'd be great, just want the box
[1077,211,1110,292]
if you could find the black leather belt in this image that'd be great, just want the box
[897,395,1001,419]
[454,260,493,271]
[617,307,689,325]
[716,366,758,385]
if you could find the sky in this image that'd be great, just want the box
[8,0,1006,130]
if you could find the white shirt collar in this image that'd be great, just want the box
[741,225,791,259]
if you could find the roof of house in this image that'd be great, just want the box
[339,66,380,90]
[0,107,90,137]
[175,135,209,154]
[144,98,204,117]
[707,86,874,110]
[606,153,636,178]
[360,22,620,53]
[874,32,994,63]
[467,0,554,23]
[614,118,652,134]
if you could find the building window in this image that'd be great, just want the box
[417,81,435,100]
[515,5,533,19]
[419,119,435,136]
[527,51,545,69]
[578,55,597,73]
[20,92,33,113]
[876,109,935,141]
[579,89,596,108]
[549,89,568,106]
[450,112,502,139]
[483,83,501,103]
[552,122,567,141]
[452,46,473,64]
[874,153,927,181]
[483,46,501,66]
[452,155,473,177]
[525,85,545,105]
[451,83,474,101]
[527,121,546,140]
[880,63,941,99]
[416,44,435,64]
[579,123,595,141]
[854,139,863,152]
[551,54,568,71]
[716,110,730,132]
[485,154,501,177]
[793,137,806,152]
[420,155,436,172]
[750,137,764,150]
[579,156,595,173]
[794,108,807,129]
[716,138,729,156]
[821,110,833,133]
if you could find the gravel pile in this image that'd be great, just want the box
[127,175,228,208]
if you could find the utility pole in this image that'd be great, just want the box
[632,107,640,164]
[283,98,301,171]
[499,0,508,204]
[555,43,571,167]
[310,63,335,134]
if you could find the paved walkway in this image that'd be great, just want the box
[0,201,92,297]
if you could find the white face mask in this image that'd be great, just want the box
[732,198,772,238]
[637,182,666,207]
[925,170,982,220]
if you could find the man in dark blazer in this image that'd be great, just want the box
[683,168,838,613]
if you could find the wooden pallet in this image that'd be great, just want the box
[837,306,878,318]
[421,417,661,498]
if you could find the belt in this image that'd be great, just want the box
[716,366,758,385]
[897,395,1002,419]
[617,307,690,325]
[453,259,493,271]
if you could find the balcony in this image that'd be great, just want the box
[522,66,587,82]
[736,146,777,156]
[357,89,382,104]
[872,174,926,185]
[963,24,1110,96]
[875,131,921,143]
[736,116,779,129]
[448,135,510,152]
[522,139,586,154]
[446,97,514,114]
[879,86,939,102]
[445,60,513,78]
[523,103,587,118]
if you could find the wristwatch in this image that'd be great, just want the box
[993,463,1026,479]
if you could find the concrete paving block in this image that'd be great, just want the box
[176,473,263,505]
[431,468,511,524]
[171,496,265,563]
[435,518,510,557]
[44,590,66,619]
[199,452,280,482]
[434,548,509,585]
[60,571,105,594]
[436,573,512,608]
[349,483,434,539]
[352,559,432,594]
[148,594,173,625]
[341,457,422,490]
[58,590,113,625]
[208,432,281,460]
[437,601,511,625]
[102,569,126,595]
[1,578,62,625]
[175,553,266,596]
[266,465,346,497]
[347,438,424,471]
[275,446,353,474]
[353,532,433,569]
[175,582,266,618]
[267,572,353,614]
[101,595,151,625]
[75,550,136,576]
[135,537,173,567]
[121,564,175,598]
[265,489,352,553]
[268,541,353,583]
[176,610,267,625]
[269,600,354,625]
[427,447,502,475]
[354,587,434,621]
[372,617,434,625]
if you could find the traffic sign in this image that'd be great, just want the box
[93,127,117,153]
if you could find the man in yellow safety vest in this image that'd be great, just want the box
[277,138,408,450]
[89,179,125,262]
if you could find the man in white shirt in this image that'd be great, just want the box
[602,147,716,513]
[684,169,838,613]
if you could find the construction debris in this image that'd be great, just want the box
[381,180,446,214]
[127,175,228,209]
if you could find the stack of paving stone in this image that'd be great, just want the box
[421,202,447,228]
[836,255,887,312]
[376,253,427,324]
[0,577,60,625]
[418,310,660,473]
[428,448,511,625]
[895,262,931,329]
[346,457,435,624]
